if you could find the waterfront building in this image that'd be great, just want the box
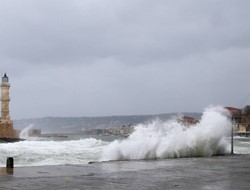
[225,106,250,136]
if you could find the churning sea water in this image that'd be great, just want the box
[0,106,249,167]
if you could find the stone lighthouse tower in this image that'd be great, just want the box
[0,73,15,138]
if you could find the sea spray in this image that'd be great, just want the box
[19,124,34,139]
[101,106,232,161]
[0,106,235,167]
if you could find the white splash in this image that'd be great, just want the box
[102,106,232,161]
[19,124,34,139]
[0,106,236,167]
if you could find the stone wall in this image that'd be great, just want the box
[0,122,15,138]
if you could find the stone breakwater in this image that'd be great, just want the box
[0,137,24,143]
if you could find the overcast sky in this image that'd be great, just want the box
[0,0,250,119]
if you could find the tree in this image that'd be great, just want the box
[243,105,250,116]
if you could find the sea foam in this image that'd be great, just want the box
[0,138,107,167]
[101,106,232,161]
[0,106,233,167]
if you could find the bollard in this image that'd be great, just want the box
[6,157,14,168]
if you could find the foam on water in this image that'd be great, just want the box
[101,106,232,161]
[234,136,250,154]
[0,106,244,167]
[0,138,107,167]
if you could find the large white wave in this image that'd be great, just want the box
[101,106,232,161]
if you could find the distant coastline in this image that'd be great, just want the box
[13,112,202,134]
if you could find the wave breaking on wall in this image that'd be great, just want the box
[102,106,232,161]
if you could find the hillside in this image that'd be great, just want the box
[14,112,202,133]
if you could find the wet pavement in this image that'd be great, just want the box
[1,154,250,190]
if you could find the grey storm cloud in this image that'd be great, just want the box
[0,0,250,119]
[1,0,249,65]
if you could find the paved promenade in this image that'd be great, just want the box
[1,154,250,190]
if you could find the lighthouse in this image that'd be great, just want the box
[1,73,11,120]
[0,73,15,138]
